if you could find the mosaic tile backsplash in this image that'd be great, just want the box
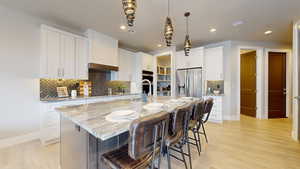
[40,79,80,98]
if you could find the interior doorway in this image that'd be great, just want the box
[156,55,171,96]
[268,52,287,118]
[240,49,257,117]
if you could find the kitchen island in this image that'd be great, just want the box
[55,96,198,169]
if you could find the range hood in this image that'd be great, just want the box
[88,63,119,71]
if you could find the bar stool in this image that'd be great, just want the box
[165,103,195,169]
[101,112,169,169]
[188,100,205,155]
[200,98,214,143]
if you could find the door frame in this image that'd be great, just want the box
[152,46,177,97]
[264,49,292,119]
[237,46,264,119]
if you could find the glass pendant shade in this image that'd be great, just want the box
[122,0,137,27]
[184,12,192,56]
[184,35,192,56]
[164,17,174,47]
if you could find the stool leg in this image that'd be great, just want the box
[201,123,208,143]
[192,130,200,156]
[186,137,192,169]
[197,130,202,152]
[166,146,171,169]
[180,146,188,169]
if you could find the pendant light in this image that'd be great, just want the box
[122,0,137,27]
[164,0,174,47]
[184,12,192,56]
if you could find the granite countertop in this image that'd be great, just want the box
[55,96,198,141]
[40,93,140,103]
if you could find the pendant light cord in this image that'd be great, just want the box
[168,0,170,17]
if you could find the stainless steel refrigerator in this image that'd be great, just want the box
[176,67,203,97]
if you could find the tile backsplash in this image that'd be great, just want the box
[40,79,80,98]
[40,71,131,98]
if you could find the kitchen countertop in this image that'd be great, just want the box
[55,96,198,141]
[40,93,140,103]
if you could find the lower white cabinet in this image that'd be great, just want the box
[40,100,86,145]
[203,96,223,123]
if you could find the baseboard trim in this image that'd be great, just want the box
[0,131,40,149]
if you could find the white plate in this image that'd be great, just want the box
[110,110,136,117]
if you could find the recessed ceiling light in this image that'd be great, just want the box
[210,28,217,33]
[232,21,244,27]
[120,25,126,30]
[157,44,162,47]
[264,30,273,35]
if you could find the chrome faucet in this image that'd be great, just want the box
[142,79,152,96]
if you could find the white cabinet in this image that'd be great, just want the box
[141,52,154,72]
[40,25,89,79]
[204,46,223,80]
[60,34,76,79]
[40,100,86,145]
[76,38,89,80]
[41,28,61,78]
[176,47,204,69]
[203,96,223,123]
[118,48,136,81]
[86,29,119,67]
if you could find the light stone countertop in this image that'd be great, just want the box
[40,93,141,103]
[56,96,199,141]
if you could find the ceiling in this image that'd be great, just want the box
[0,0,299,52]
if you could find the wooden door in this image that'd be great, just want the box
[268,52,286,118]
[241,51,257,117]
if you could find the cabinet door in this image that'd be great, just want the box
[204,46,223,80]
[76,38,88,80]
[42,29,61,78]
[60,34,76,79]
[142,53,153,71]
[189,47,204,68]
[176,51,188,69]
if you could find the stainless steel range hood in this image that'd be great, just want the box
[88,63,119,71]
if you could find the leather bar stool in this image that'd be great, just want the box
[199,98,214,143]
[188,99,205,155]
[102,112,169,169]
[165,103,195,169]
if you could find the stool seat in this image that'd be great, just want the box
[165,130,183,147]
[102,145,152,169]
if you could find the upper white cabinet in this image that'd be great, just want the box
[75,38,89,80]
[204,46,223,80]
[140,52,154,72]
[86,29,119,67]
[176,47,204,69]
[118,48,136,81]
[40,25,88,80]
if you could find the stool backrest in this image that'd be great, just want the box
[191,99,205,122]
[203,98,214,123]
[128,112,169,160]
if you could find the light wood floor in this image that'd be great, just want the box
[1,115,300,169]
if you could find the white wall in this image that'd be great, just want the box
[229,40,292,120]
[0,5,82,143]
[292,22,300,141]
[0,5,41,140]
